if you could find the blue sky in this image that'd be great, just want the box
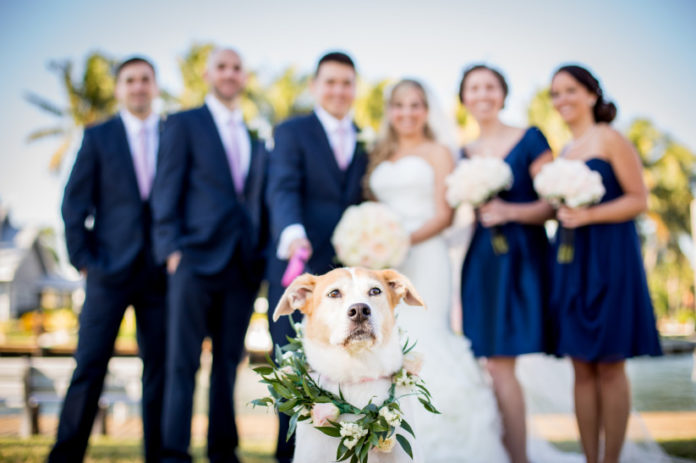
[1,0,695,227]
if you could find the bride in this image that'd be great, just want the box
[367,79,510,463]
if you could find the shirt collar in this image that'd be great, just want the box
[120,109,159,135]
[314,105,353,133]
[206,94,244,126]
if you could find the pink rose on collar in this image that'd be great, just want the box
[311,402,340,427]
[403,351,424,376]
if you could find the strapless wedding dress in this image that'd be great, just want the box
[370,156,510,463]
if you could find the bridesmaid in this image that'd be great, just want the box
[549,64,662,463]
[458,64,554,463]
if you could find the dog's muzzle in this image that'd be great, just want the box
[345,303,376,344]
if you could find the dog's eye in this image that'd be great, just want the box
[327,289,342,298]
[368,287,382,296]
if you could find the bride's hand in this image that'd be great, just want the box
[479,199,511,227]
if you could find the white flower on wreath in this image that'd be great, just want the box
[378,406,403,427]
[393,369,417,388]
[340,421,368,449]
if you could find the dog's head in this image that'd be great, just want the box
[273,267,425,353]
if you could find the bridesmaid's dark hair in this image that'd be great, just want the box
[458,64,509,106]
[554,64,617,123]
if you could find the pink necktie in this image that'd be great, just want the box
[226,119,244,194]
[135,126,152,199]
[334,125,349,170]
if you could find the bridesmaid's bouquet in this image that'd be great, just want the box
[445,157,513,254]
[533,158,606,263]
[332,202,410,269]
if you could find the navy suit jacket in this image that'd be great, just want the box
[265,112,367,280]
[151,104,268,278]
[62,115,157,280]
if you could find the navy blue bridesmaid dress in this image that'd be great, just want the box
[551,157,662,362]
[460,127,553,357]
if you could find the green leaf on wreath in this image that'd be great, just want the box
[396,434,413,458]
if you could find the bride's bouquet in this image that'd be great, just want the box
[331,202,410,269]
[445,156,513,254]
[533,158,606,263]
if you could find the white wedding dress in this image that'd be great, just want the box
[370,155,510,463]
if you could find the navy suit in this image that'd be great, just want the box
[151,104,267,463]
[50,115,167,463]
[265,112,367,460]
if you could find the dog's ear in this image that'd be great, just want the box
[273,273,317,322]
[379,269,426,308]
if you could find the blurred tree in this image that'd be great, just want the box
[628,119,696,318]
[454,99,480,146]
[527,86,571,154]
[25,52,117,172]
[176,42,213,109]
[354,79,390,131]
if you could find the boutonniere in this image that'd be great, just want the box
[356,126,378,153]
[251,324,439,463]
[246,116,274,150]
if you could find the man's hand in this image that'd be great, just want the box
[288,238,312,260]
[167,251,182,274]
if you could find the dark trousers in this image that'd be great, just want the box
[48,260,167,463]
[161,257,256,463]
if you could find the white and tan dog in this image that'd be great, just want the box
[273,267,426,463]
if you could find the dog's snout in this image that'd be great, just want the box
[347,303,371,323]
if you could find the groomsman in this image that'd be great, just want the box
[151,47,268,463]
[50,57,166,463]
[265,51,367,462]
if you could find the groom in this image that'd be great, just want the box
[265,51,367,462]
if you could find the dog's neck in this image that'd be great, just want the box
[303,330,403,385]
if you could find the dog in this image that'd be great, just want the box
[273,267,426,463]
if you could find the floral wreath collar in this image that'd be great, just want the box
[252,324,439,463]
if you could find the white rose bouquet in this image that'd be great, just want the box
[331,202,410,269]
[445,156,514,254]
[533,158,606,262]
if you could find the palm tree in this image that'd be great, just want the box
[26,52,117,172]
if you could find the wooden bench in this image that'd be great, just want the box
[0,356,142,436]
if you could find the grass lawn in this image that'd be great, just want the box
[1,436,694,462]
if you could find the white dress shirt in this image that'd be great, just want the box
[205,94,251,181]
[276,107,356,260]
[120,109,160,197]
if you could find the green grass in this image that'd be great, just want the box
[1,436,694,462]
[0,436,275,463]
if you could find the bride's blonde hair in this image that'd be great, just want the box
[364,79,437,199]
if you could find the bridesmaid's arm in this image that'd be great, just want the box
[409,144,455,245]
[479,150,555,227]
[558,126,648,228]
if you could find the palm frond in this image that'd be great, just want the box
[26,126,66,142]
[24,92,65,117]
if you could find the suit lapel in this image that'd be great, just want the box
[244,134,262,197]
[343,137,367,203]
[112,116,142,201]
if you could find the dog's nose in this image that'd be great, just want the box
[347,303,371,323]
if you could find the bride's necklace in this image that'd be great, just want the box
[566,124,596,152]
